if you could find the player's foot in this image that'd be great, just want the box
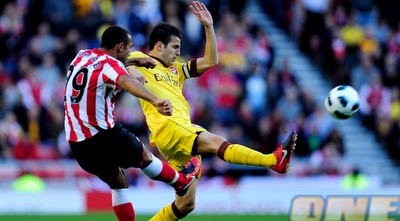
[175,157,201,196]
[272,131,297,174]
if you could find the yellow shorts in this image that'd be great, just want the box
[150,119,206,176]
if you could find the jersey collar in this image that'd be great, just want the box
[93,48,110,56]
[149,55,169,67]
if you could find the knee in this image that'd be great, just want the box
[209,133,226,144]
[140,147,153,168]
[197,132,227,154]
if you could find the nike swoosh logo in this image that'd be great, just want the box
[279,150,288,165]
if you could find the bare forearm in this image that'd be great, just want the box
[203,25,218,66]
[119,75,158,105]
[196,25,218,72]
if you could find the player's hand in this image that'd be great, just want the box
[154,99,173,116]
[189,1,213,26]
[125,57,157,69]
[126,66,148,85]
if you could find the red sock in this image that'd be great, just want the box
[155,161,183,186]
[113,203,135,221]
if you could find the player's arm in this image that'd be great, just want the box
[125,57,157,69]
[126,66,148,85]
[189,1,218,73]
[118,69,172,116]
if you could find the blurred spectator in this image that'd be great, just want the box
[358,73,391,130]
[74,0,107,48]
[0,60,17,110]
[0,2,24,72]
[257,110,282,153]
[218,34,249,74]
[12,170,46,192]
[16,65,52,109]
[244,64,267,119]
[292,114,312,158]
[266,68,284,110]
[55,28,84,69]
[0,111,21,159]
[350,53,379,91]
[298,0,330,54]
[128,0,163,51]
[277,57,296,88]
[350,0,376,28]
[320,127,345,156]
[381,54,400,89]
[36,53,62,94]
[303,105,335,149]
[251,28,274,71]
[276,86,303,123]
[27,21,57,65]
[341,167,369,190]
[209,65,242,127]
[359,26,380,59]
[310,140,343,175]
[41,0,74,36]
[370,16,390,47]
[299,89,316,117]
[183,1,204,57]
[340,13,364,50]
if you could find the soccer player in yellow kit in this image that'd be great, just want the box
[127,1,297,220]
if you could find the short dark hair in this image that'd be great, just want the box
[100,25,131,49]
[148,22,183,50]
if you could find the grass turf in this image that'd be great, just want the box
[0,213,287,221]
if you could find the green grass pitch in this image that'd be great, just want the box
[0,213,288,221]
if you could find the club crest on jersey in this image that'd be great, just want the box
[93,62,101,69]
[170,66,177,74]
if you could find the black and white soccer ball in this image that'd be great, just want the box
[324,85,360,120]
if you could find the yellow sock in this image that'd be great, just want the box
[149,204,178,221]
[222,144,277,168]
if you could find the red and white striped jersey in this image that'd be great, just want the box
[64,48,129,142]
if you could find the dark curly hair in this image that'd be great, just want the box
[148,22,183,50]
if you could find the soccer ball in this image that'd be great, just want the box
[324,85,360,119]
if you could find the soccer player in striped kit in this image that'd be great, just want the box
[64,25,200,221]
[127,1,297,220]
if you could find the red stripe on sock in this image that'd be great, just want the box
[113,203,135,221]
[171,201,188,219]
[155,161,178,183]
[217,141,231,160]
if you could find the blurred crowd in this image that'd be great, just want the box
[269,0,400,164]
[0,0,398,182]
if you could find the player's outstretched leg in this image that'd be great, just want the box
[272,131,297,174]
[217,131,297,170]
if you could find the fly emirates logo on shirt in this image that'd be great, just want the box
[153,72,179,87]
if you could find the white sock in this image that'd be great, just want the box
[141,154,179,184]
[141,153,163,178]
[111,188,130,206]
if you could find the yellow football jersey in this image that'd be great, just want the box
[128,51,195,135]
